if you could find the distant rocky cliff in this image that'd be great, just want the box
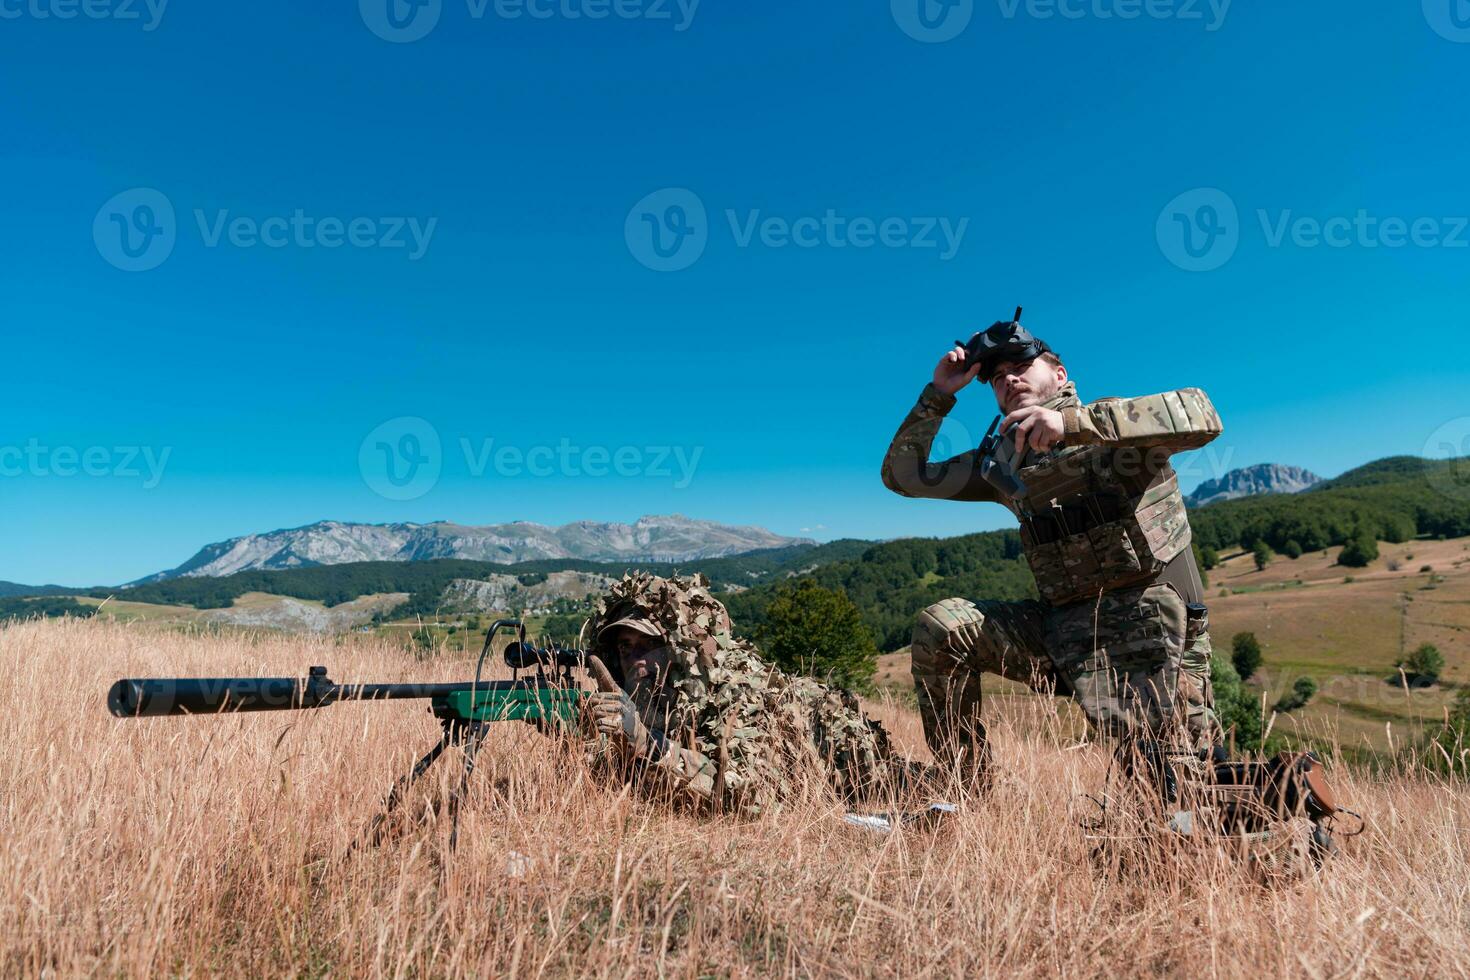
[1186,464,1321,508]
[137,516,810,582]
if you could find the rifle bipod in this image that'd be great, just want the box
[355,714,492,853]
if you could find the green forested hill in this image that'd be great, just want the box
[720,531,1035,651]
[1311,455,1441,491]
[0,581,82,599]
[1189,456,1470,555]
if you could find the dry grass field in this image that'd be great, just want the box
[5,616,1470,977]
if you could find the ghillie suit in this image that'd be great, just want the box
[585,572,929,816]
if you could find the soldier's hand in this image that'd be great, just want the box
[1002,405,1065,453]
[584,655,655,758]
[932,342,982,395]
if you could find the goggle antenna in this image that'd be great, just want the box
[1013,306,1023,323]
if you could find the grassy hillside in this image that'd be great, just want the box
[1203,536,1469,755]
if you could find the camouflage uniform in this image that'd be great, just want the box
[882,380,1223,775]
[584,573,927,816]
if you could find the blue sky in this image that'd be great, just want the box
[3,1,1468,585]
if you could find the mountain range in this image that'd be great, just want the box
[1185,463,1321,508]
[0,461,1377,592]
[135,515,812,583]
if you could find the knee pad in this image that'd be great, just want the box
[912,598,985,672]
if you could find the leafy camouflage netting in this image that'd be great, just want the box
[587,573,910,811]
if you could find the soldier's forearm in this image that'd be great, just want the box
[1062,388,1222,451]
[881,385,1001,502]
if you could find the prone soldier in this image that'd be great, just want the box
[575,572,932,817]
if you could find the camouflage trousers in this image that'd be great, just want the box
[910,583,1220,776]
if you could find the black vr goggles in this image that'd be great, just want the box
[956,307,1054,383]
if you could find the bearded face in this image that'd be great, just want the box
[609,626,680,731]
[988,356,1066,413]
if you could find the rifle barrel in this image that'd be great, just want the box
[107,677,528,718]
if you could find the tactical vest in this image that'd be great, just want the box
[1009,441,1193,607]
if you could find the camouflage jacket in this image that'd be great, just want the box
[584,573,919,816]
[881,381,1222,605]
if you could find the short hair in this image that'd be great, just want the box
[1038,351,1064,370]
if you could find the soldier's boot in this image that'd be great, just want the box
[911,600,994,794]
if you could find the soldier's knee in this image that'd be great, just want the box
[911,598,985,673]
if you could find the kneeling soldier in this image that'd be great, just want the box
[881,310,1223,786]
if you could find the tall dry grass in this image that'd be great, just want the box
[4,616,1469,977]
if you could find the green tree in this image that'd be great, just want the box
[1273,676,1318,713]
[1338,528,1379,568]
[1231,631,1263,682]
[1198,544,1219,571]
[1420,688,1470,778]
[1396,643,1445,685]
[756,579,879,691]
[542,613,587,647]
[1282,539,1303,559]
[1252,540,1273,572]
[1300,525,1327,552]
[0,597,93,620]
[1212,655,1265,753]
